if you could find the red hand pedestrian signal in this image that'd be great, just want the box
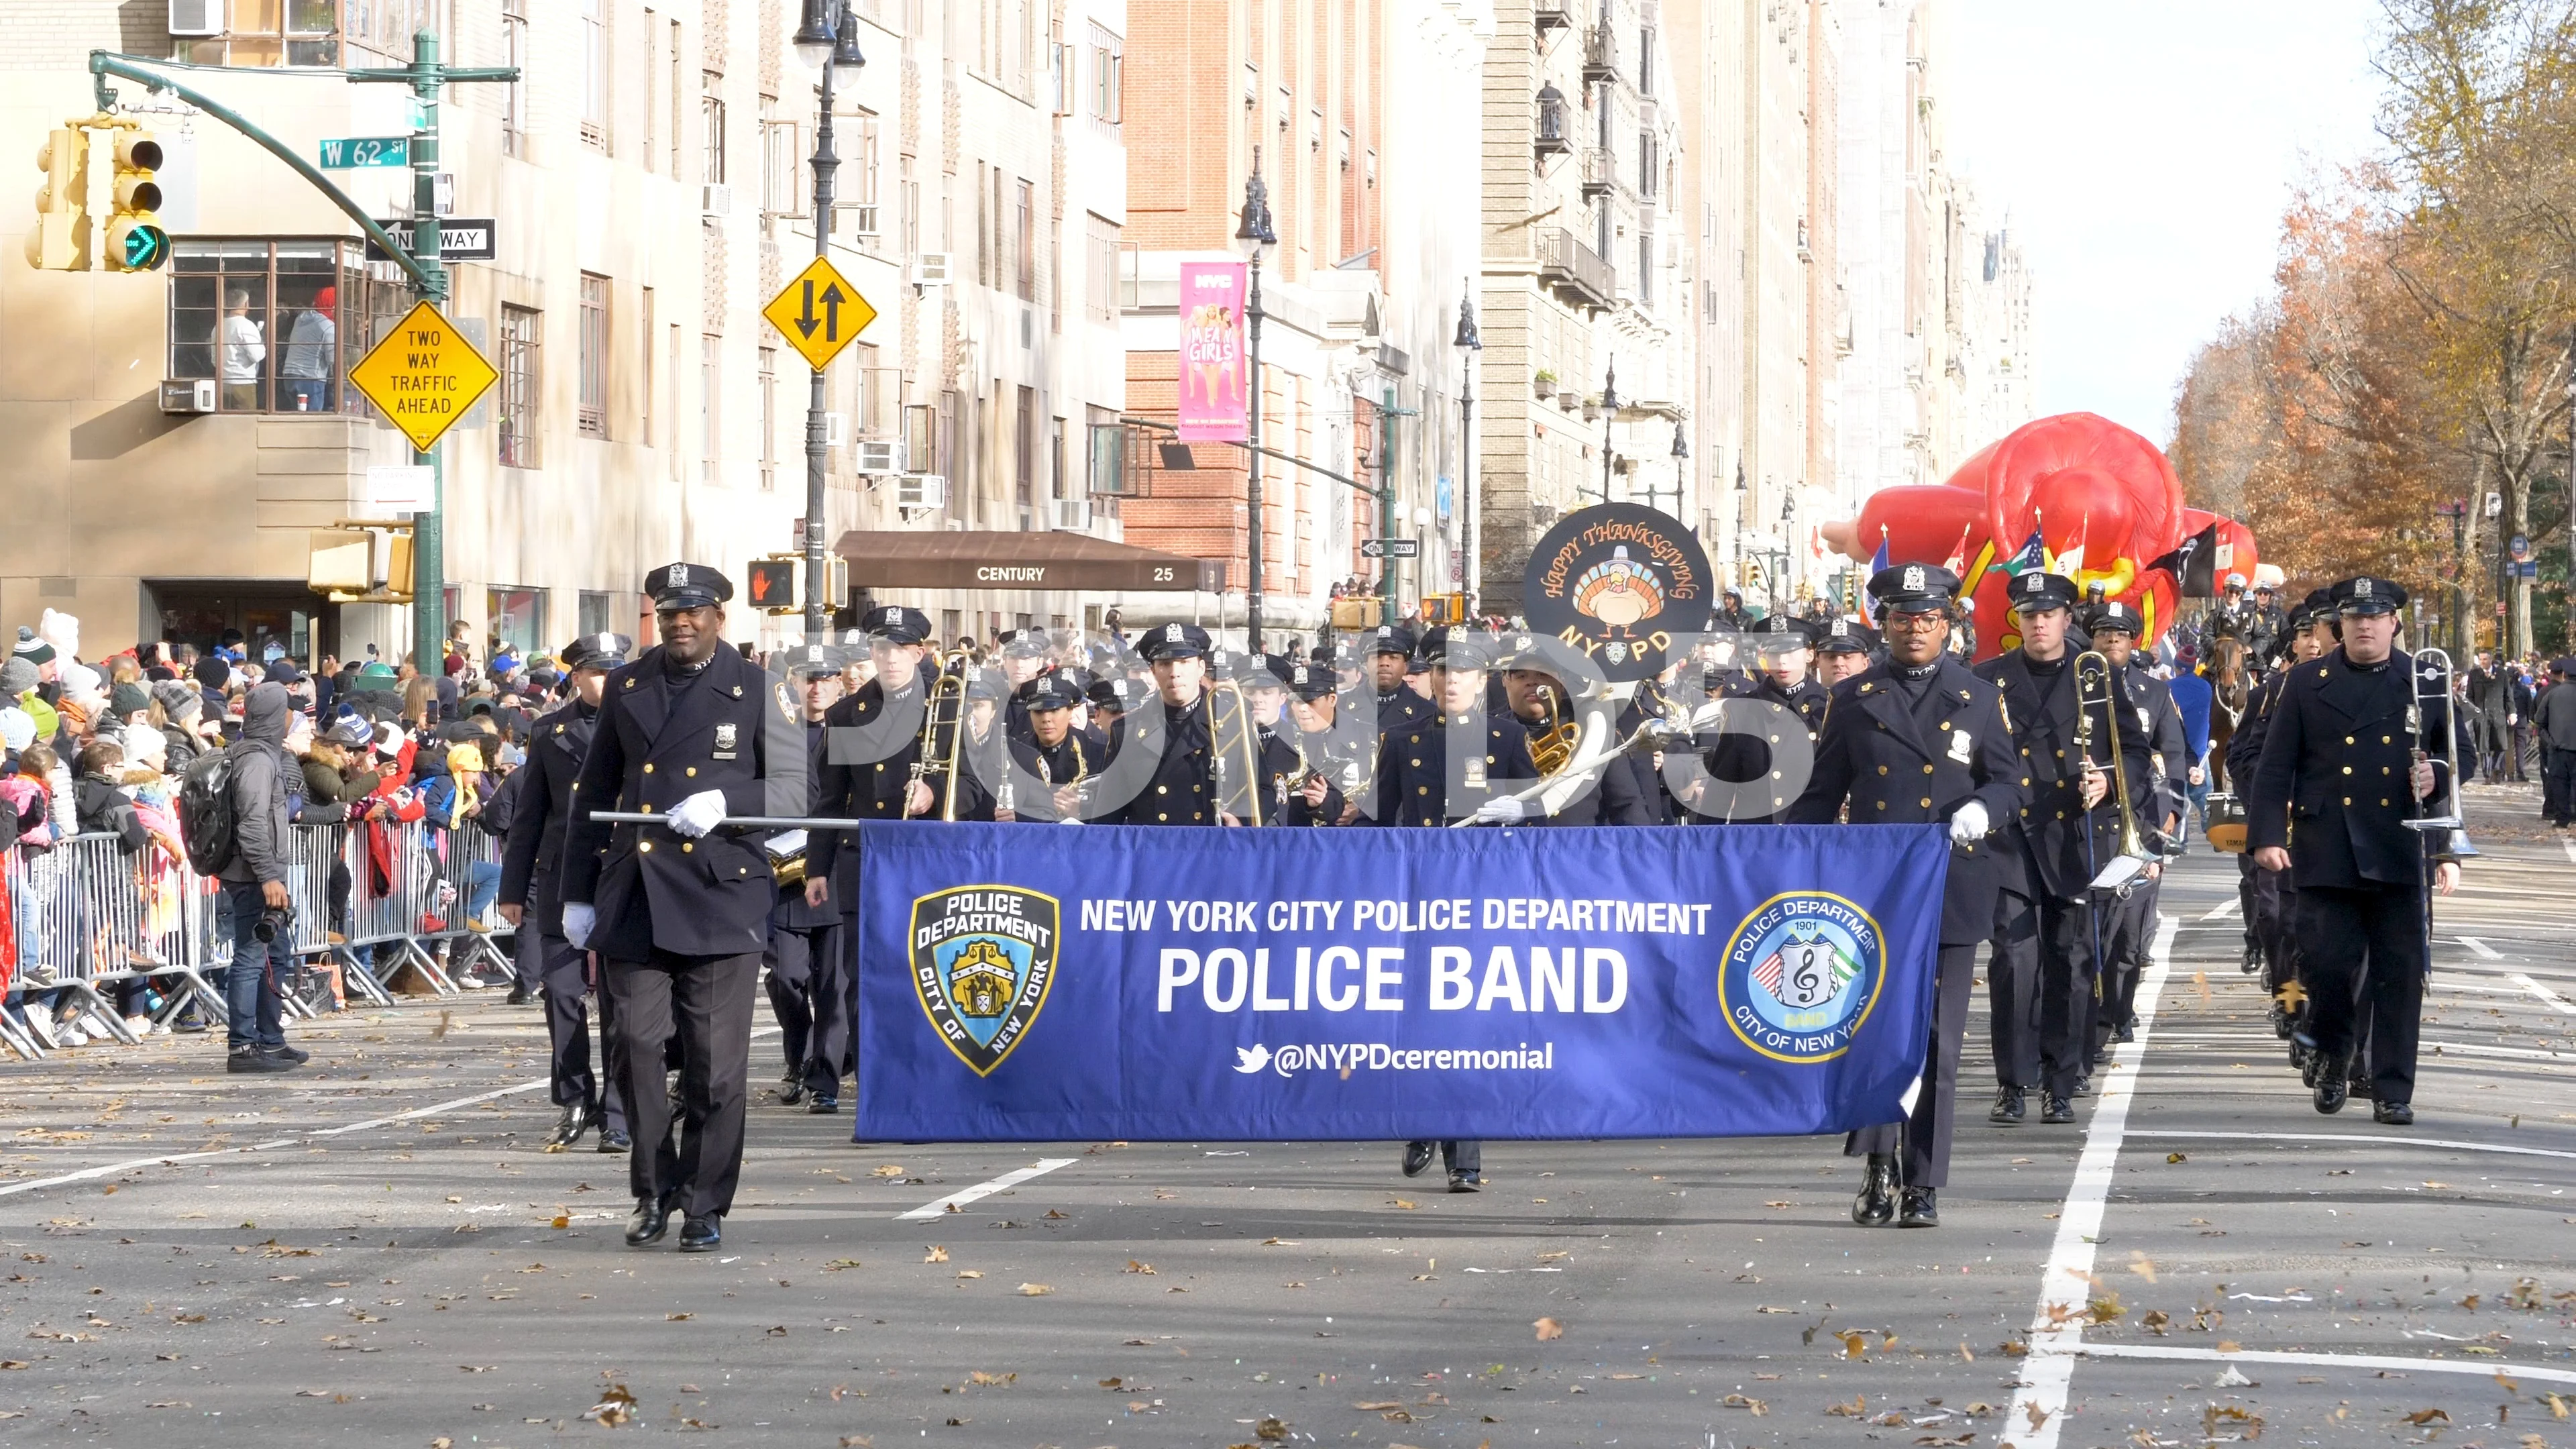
[747,557,798,614]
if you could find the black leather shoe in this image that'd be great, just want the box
[2072,1073,2094,1098]
[597,1128,631,1155]
[2346,1075,2375,1102]
[262,1041,311,1065]
[2240,942,2262,975]
[2110,1022,2135,1045]
[2314,1075,2349,1115]
[678,1214,722,1252]
[625,1193,674,1246]
[1988,1087,2026,1125]
[806,1093,839,1114]
[504,983,535,1006]
[777,1083,808,1108]
[2041,1094,2075,1124]
[546,1102,590,1148]
[227,1045,294,1073]
[1401,1141,1436,1178]
[778,1063,802,1085]
[2373,1101,2414,1126]
[1446,1170,1482,1193]
[2267,1000,2292,1038]
[1897,1187,1939,1228]
[1851,1153,1898,1226]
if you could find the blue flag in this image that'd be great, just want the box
[853,822,1949,1142]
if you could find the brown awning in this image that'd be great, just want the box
[832,530,1227,593]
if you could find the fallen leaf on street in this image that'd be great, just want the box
[1825,1395,1868,1417]
[1534,1318,1564,1341]
[1125,1260,1156,1274]
[582,1383,635,1427]
[1016,1283,1054,1296]
[1255,1416,1289,1439]
[1721,1393,1767,1415]
[2405,1408,2451,1425]
[2129,1252,2158,1284]
[871,1165,904,1177]
[923,1246,949,1263]
[1837,1330,1870,1359]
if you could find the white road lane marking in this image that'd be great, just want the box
[896,1158,1077,1220]
[2120,1128,2576,1163]
[2565,838,2576,866]
[0,1024,785,1200]
[2511,973,2576,1015]
[2455,935,2502,959]
[2000,910,2179,1449]
[2078,1342,2576,1387]
[2198,897,2240,921]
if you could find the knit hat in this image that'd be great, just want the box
[110,682,151,718]
[372,721,406,757]
[0,657,34,697]
[0,706,32,753]
[325,710,373,747]
[11,626,54,667]
[193,656,231,690]
[59,662,103,699]
[150,680,201,719]
[121,723,167,771]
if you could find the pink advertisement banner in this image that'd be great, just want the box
[1175,261,1248,442]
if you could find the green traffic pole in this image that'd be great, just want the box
[1380,383,1397,626]
[407,28,449,674]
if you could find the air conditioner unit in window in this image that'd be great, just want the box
[168,0,221,36]
[841,203,879,237]
[824,411,849,447]
[911,253,952,286]
[1052,498,1091,531]
[896,474,947,510]
[856,439,907,474]
[159,379,216,414]
[701,184,733,217]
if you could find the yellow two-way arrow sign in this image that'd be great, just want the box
[761,255,878,372]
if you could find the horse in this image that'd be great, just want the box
[2202,635,2252,792]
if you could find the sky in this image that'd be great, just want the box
[1938,0,2390,444]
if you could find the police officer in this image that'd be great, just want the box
[2231,590,2331,1042]
[807,606,949,915]
[1973,570,2135,1127]
[992,629,1051,745]
[559,564,804,1253]
[1815,617,1878,687]
[495,632,634,1153]
[764,643,849,1113]
[1086,674,1137,755]
[2251,576,2462,1124]
[1788,563,2025,1228]
[1716,614,1833,824]
[1367,623,1434,733]
[1278,659,1360,826]
[998,673,1097,822]
[1375,624,1536,1191]
[2083,599,2186,1064]
[1491,633,1662,825]
[1097,622,1228,825]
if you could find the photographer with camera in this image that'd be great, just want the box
[214,682,307,1073]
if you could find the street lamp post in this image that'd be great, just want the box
[1664,423,1687,517]
[1598,358,1619,504]
[794,1,865,640]
[1235,148,1278,652]
[1453,280,1481,614]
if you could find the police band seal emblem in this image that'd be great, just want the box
[910,885,1061,1076]
[1718,892,1886,1063]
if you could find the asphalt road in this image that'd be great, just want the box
[3,786,2571,1448]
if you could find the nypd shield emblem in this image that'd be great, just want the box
[909,885,1060,1077]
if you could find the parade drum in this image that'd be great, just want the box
[2203,794,2247,853]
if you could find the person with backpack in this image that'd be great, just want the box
[183,682,308,1073]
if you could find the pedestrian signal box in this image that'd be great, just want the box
[27,128,91,270]
[1419,592,1468,626]
[747,557,799,614]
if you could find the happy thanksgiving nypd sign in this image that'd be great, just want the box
[852,822,1948,1142]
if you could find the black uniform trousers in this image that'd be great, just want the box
[2236,853,2260,958]
[2543,745,2573,826]
[762,917,849,1097]
[1988,891,2092,1094]
[604,949,761,1218]
[533,931,630,1134]
[2295,883,2425,1104]
[1849,942,1976,1189]
[2090,879,2160,1066]
[2253,864,2302,1005]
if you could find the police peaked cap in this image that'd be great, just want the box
[1417,625,1494,669]
[1287,661,1338,701]
[1018,674,1082,711]
[645,561,731,609]
[2332,576,2408,616]
[862,605,933,645]
[559,633,633,672]
[1138,621,1213,660]
[1868,562,1962,614]
[1367,622,1419,656]
[2005,570,2077,614]
[1238,653,1295,690]
[1086,676,1137,710]
[2300,588,2337,622]
[782,640,841,678]
[995,628,1051,658]
[1752,614,1817,649]
[1815,617,1877,655]
[2086,600,2144,637]
[1491,631,1553,671]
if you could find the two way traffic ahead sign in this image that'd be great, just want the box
[761,255,878,371]
[347,300,499,453]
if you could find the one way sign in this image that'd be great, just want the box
[762,256,877,371]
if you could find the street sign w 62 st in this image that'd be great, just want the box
[762,255,877,372]
[319,136,411,168]
[347,300,500,453]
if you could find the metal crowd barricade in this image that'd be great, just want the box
[5,833,176,1045]
[333,817,463,996]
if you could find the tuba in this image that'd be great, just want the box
[2074,651,2156,890]
[2405,648,2478,861]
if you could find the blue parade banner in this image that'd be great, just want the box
[852,822,1949,1142]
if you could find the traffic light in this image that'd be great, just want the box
[746,556,799,614]
[102,129,168,272]
[26,127,91,270]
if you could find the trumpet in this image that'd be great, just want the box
[2074,650,2156,890]
[1205,678,1267,826]
[2404,648,2478,860]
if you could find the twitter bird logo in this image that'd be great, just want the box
[1233,1044,1273,1074]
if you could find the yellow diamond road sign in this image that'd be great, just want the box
[763,255,877,372]
[347,300,500,453]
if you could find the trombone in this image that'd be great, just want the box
[908,648,974,821]
[2404,648,2478,860]
[1205,678,1267,826]
[2074,650,2156,891]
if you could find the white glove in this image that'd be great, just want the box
[666,790,729,839]
[1947,800,1990,845]
[1474,796,1529,825]
[561,902,596,950]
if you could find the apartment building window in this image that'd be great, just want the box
[578,591,616,637]
[702,72,727,184]
[488,588,546,659]
[700,335,721,483]
[1015,386,1036,526]
[1084,213,1120,323]
[1638,234,1654,306]
[841,113,881,243]
[669,326,684,479]
[975,163,990,287]
[641,286,655,443]
[1015,179,1036,301]
[1087,23,1123,133]
[502,1,529,156]
[1049,214,1063,333]
[669,20,685,177]
[497,305,541,468]
[167,239,393,416]
[757,347,777,490]
[578,274,610,437]
[582,0,609,150]
[900,155,920,258]
[644,11,660,172]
